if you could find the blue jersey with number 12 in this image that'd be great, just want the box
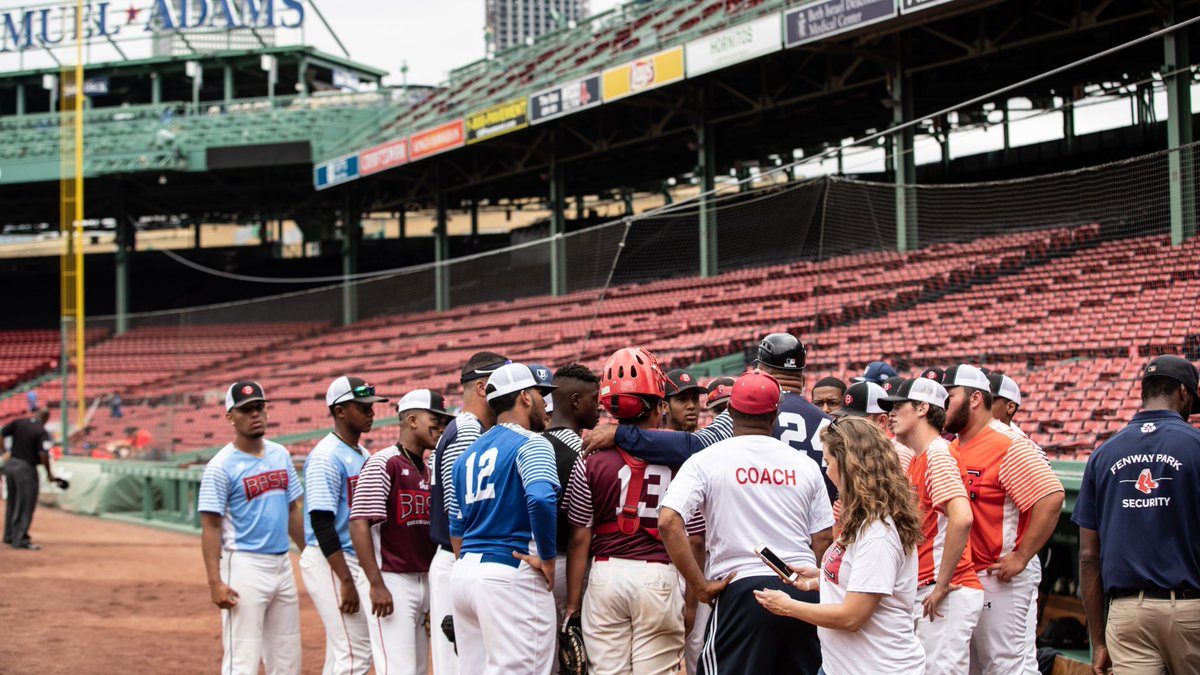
[448,423,560,559]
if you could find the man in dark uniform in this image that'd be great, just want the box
[1074,355,1200,675]
[2,408,59,550]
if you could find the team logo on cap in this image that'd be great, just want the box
[680,373,692,383]
[242,385,254,395]
[537,369,549,380]
[1147,365,1158,373]
[883,382,894,392]
[784,358,797,368]
[925,373,937,379]
[844,394,853,405]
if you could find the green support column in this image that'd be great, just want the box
[151,73,161,105]
[1165,22,1195,244]
[398,209,406,240]
[115,187,132,335]
[341,187,360,325]
[623,189,634,216]
[223,64,234,104]
[435,185,450,312]
[16,83,25,115]
[549,134,566,296]
[298,58,309,97]
[892,56,917,252]
[697,90,717,278]
[576,195,585,222]
[470,200,479,237]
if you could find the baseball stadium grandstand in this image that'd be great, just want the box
[3,0,1200,669]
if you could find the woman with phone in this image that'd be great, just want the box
[754,416,925,675]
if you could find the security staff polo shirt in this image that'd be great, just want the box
[1072,409,1200,594]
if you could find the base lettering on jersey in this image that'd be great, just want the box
[735,467,797,486]
[243,469,289,500]
[396,489,432,523]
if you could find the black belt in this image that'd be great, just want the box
[1111,588,1200,600]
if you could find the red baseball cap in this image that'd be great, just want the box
[730,370,782,415]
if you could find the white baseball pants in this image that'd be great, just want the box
[914,584,984,675]
[219,550,302,675]
[450,552,556,675]
[427,547,459,675]
[969,557,1042,675]
[583,558,685,675]
[299,546,372,675]
[354,568,429,675]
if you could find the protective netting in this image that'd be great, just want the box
[27,141,1200,460]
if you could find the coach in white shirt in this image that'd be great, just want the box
[659,370,834,675]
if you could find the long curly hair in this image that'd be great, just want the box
[820,417,923,552]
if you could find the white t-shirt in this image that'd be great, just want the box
[818,518,924,675]
[658,434,834,580]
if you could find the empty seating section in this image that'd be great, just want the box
[0,327,107,393]
[7,224,1196,459]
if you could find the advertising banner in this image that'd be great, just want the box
[359,139,409,176]
[409,119,465,161]
[465,97,529,144]
[529,74,601,124]
[785,0,897,48]
[686,14,782,77]
[900,0,955,14]
[602,46,685,102]
[314,153,359,190]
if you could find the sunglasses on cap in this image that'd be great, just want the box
[351,384,376,398]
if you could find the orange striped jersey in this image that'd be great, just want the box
[907,438,982,589]
[952,420,1064,570]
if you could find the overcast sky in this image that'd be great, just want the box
[0,0,624,84]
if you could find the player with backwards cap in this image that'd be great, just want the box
[942,364,1064,675]
[881,377,983,675]
[427,351,508,675]
[199,381,305,675]
[349,389,454,675]
[564,348,702,675]
[301,375,389,675]
[448,363,560,674]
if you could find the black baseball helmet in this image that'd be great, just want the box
[756,333,806,371]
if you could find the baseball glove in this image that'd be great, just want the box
[558,614,587,675]
[54,477,70,490]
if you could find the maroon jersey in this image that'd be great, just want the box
[566,447,703,563]
[348,445,437,574]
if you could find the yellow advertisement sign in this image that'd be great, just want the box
[465,97,529,144]
[602,46,685,103]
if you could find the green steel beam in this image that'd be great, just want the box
[549,132,567,296]
[1165,20,1195,245]
[435,182,450,312]
[342,186,360,325]
[893,47,918,253]
[697,87,717,279]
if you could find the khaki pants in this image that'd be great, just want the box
[582,558,685,675]
[1107,594,1200,675]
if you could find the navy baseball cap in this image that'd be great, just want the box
[919,366,945,384]
[1143,355,1200,414]
[529,364,556,413]
[855,361,898,384]
[666,369,706,397]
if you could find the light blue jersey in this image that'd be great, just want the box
[303,432,369,556]
[449,422,560,561]
[198,440,303,554]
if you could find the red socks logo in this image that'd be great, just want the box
[1135,468,1159,495]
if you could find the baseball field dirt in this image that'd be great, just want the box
[0,503,327,674]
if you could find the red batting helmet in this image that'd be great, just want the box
[600,347,666,420]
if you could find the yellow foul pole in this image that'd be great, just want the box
[74,0,85,425]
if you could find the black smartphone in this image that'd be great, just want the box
[754,544,798,583]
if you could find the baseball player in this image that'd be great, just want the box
[349,389,453,675]
[448,363,559,675]
[942,364,1064,675]
[541,363,601,628]
[428,351,508,674]
[301,375,389,675]
[564,348,699,675]
[664,368,705,432]
[659,370,834,675]
[881,378,984,674]
[703,376,736,416]
[809,376,847,416]
[198,381,304,675]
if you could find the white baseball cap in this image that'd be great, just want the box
[987,373,1022,406]
[485,363,557,401]
[225,381,268,411]
[326,376,389,407]
[879,377,949,411]
[942,364,991,392]
[396,389,454,419]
